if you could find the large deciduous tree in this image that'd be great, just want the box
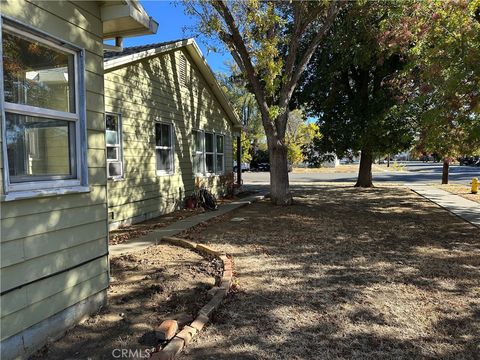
[182,0,340,204]
[296,1,415,187]
[397,0,480,183]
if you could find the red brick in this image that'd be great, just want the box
[165,312,194,328]
[220,277,232,289]
[196,244,221,256]
[153,337,184,360]
[198,302,215,317]
[207,286,220,297]
[155,319,178,341]
[199,292,224,317]
[176,325,198,346]
[222,269,233,278]
[162,236,197,249]
[190,314,209,332]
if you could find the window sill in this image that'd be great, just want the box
[108,177,125,182]
[2,186,91,202]
[156,171,175,177]
[194,173,223,178]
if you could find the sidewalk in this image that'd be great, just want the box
[409,185,480,228]
[109,192,266,257]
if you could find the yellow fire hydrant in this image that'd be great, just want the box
[472,177,478,194]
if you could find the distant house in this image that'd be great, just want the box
[0,1,157,358]
[103,39,242,229]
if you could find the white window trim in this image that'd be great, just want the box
[193,130,226,177]
[155,121,175,176]
[0,16,88,199]
[106,113,124,180]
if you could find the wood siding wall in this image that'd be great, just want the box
[0,0,108,341]
[105,48,234,226]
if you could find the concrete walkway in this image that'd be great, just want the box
[410,185,480,228]
[109,193,266,257]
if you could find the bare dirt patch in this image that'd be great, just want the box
[177,185,480,360]
[436,183,480,204]
[31,244,221,360]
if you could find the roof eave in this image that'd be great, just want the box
[184,42,242,130]
[100,0,159,39]
[104,39,242,129]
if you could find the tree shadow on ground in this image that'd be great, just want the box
[180,185,480,360]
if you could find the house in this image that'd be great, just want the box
[0,1,157,358]
[103,39,242,229]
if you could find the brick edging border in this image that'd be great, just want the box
[150,236,233,360]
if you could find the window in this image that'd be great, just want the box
[205,132,214,173]
[216,134,224,173]
[155,122,174,174]
[1,19,86,194]
[192,130,204,175]
[106,113,123,179]
[194,131,225,175]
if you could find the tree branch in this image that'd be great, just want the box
[211,0,277,137]
[289,2,340,98]
[277,1,341,137]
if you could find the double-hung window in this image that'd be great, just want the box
[1,19,86,195]
[194,131,225,175]
[204,132,215,174]
[216,134,224,173]
[106,113,123,179]
[192,130,204,175]
[155,122,174,174]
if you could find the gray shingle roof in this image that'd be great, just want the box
[103,39,189,60]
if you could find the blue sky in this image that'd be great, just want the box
[122,1,232,74]
[124,1,316,123]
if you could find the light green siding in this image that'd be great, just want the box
[0,0,108,343]
[105,48,235,227]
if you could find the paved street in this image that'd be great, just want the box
[242,162,480,186]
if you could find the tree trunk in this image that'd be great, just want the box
[269,143,292,205]
[355,150,374,187]
[387,154,390,167]
[442,158,449,184]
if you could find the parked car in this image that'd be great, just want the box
[257,162,270,171]
[233,162,250,172]
[459,156,480,166]
[251,162,292,172]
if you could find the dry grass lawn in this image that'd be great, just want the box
[293,164,393,174]
[178,186,480,360]
[436,184,480,204]
[292,164,360,173]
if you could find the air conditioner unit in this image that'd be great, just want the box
[108,161,123,178]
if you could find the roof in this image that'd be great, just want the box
[103,39,242,129]
[104,39,188,60]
